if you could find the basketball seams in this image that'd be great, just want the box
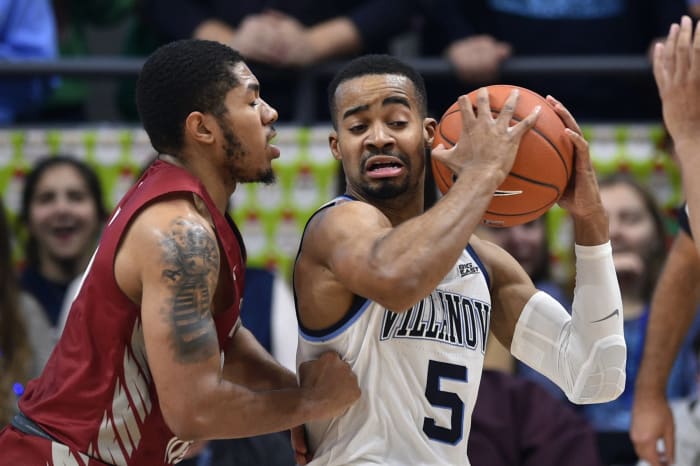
[478,107,570,182]
[436,106,571,183]
[434,111,569,189]
[485,203,553,218]
[431,84,574,226]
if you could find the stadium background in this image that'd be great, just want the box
[0,122,681,282]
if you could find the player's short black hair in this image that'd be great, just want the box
[327,54,428,129]
[136,39,245,154]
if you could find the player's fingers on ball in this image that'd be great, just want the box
[515,103,540,135]
[497,87,519,126]
[430,144,453,164]
[457,94,475,126]
[473,87,491,121]
[547,96,583,134]
[564,129,592,169]
[565,128,589,152]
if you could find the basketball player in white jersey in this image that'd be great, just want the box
[292,54,626,465]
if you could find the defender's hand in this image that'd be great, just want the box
[298,351,361,420]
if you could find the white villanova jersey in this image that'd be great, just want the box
[296,197,492,466]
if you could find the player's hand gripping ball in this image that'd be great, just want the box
[432,84,574,227]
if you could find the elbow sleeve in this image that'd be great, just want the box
[511,242,626,404]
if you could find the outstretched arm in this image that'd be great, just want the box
[654,16,700,251]
[631,229,700,466]
[119,197,359,441]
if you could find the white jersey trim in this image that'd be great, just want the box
[299,298,372,342]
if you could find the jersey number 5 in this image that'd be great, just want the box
[422,360,467,444]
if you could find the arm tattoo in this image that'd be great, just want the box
[160,217,220,363]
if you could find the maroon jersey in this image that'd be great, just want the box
[14,160,245,465]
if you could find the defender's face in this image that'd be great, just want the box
[217,62,279,184]
[330,74,434,199]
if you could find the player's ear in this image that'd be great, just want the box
[329,130,342,161]
[423,117,437,149]
[185,111,215,145]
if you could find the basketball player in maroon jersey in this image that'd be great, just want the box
[0,39,360,466]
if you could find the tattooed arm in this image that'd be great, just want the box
[115,195,360,441]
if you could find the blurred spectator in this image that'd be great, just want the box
[36,0,134,121]
[416,0,687,121]
[587,174,700,465]
[0,197,47,427]
[126,0,418,121]
[468,369,603,466]
[0,0,58,124]
[482,216,572,399]
[18,156,107,352]
[484,216,569,306]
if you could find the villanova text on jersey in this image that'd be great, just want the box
[380,289,491,353]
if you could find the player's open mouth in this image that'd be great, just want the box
[366,156,405,178]
[266,130,280,158]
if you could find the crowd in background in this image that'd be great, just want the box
[2,0,699,124]
[3,1,700,466]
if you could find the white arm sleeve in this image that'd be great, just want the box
[510,241,626,404]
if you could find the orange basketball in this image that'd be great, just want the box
[432,84,574,227]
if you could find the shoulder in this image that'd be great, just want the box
[126,193,215,247]
[303,200,390,246]
[467,234,503,277]
[117,193,220,278]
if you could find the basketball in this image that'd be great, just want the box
[431,84,574,227]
